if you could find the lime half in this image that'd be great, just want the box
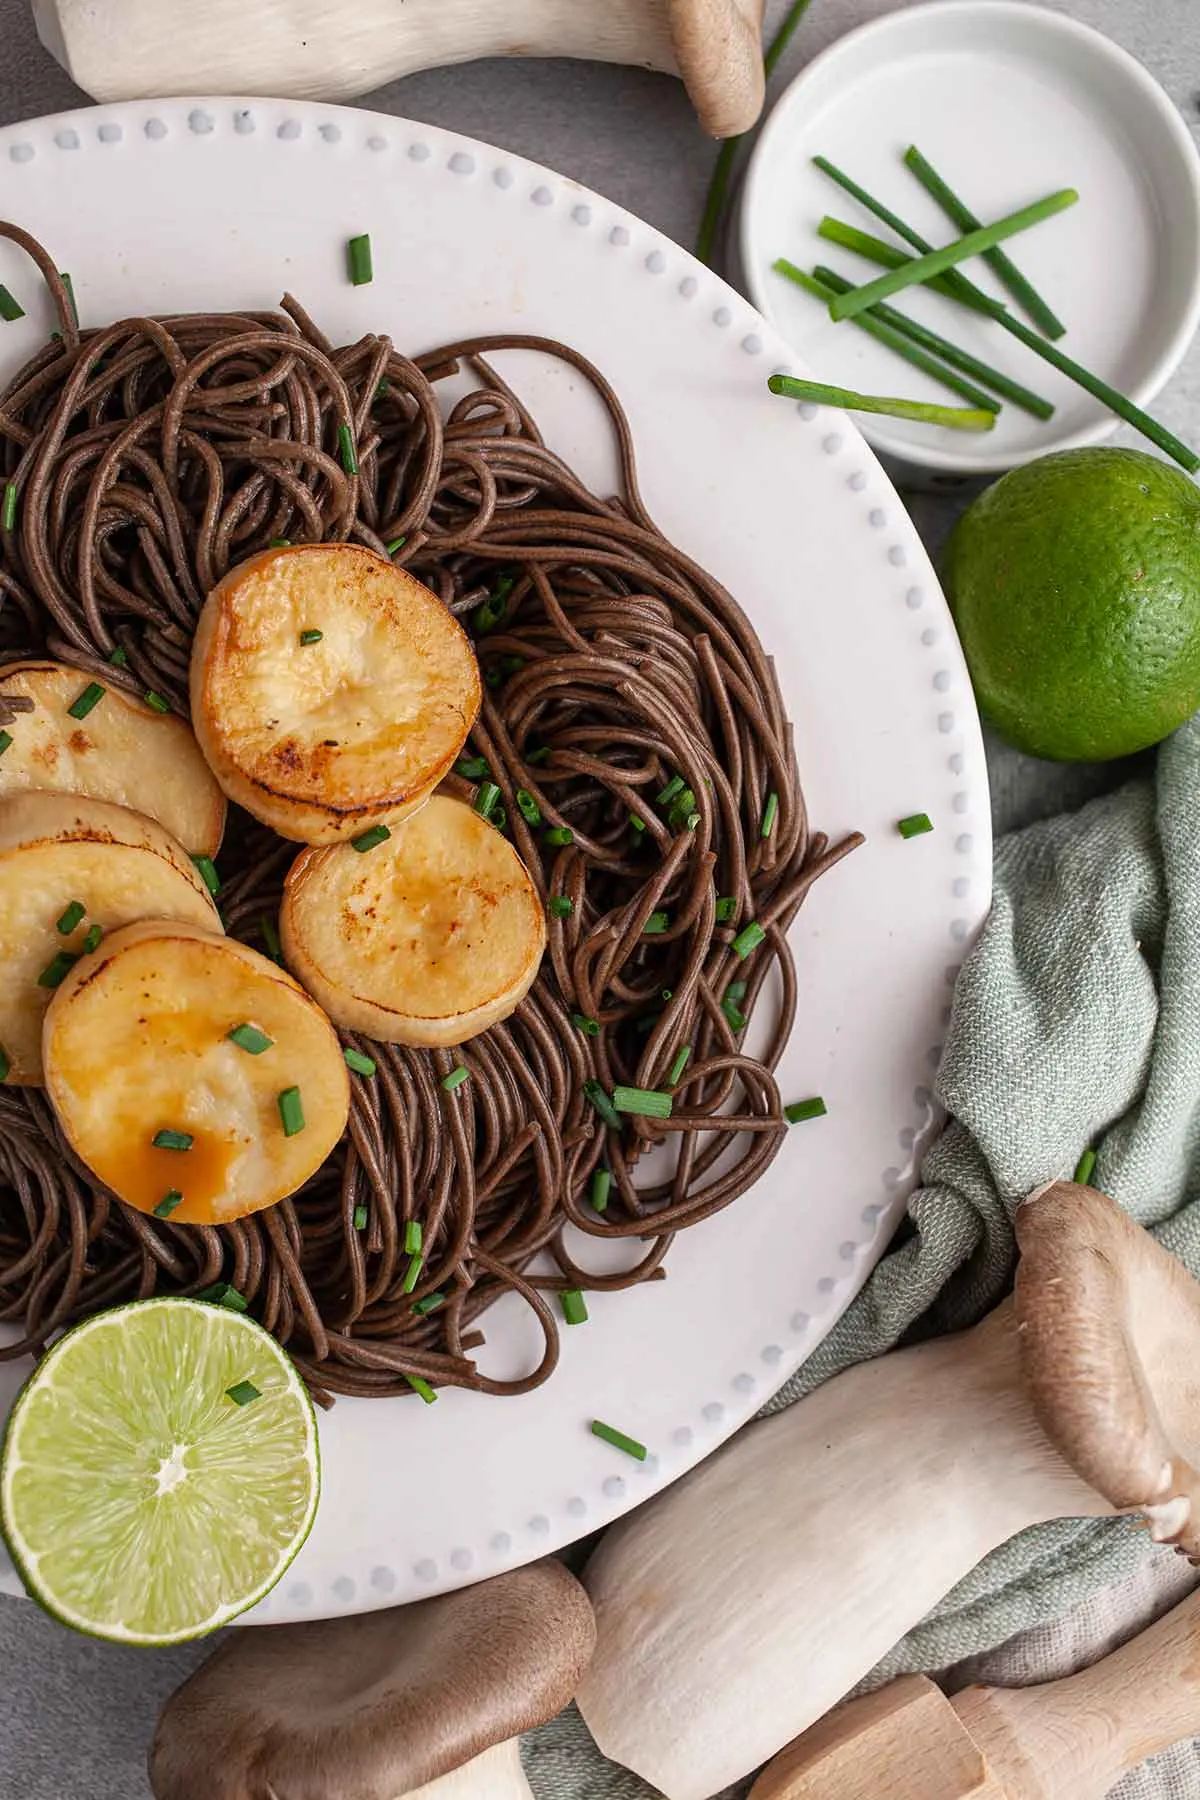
[0,1297,319,1644]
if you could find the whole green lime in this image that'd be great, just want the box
[943,447,1200,761]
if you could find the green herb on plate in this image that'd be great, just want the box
[768,374,995,432]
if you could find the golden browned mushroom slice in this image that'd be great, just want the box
[577,1182,1200,1799]
[149,1558,596,1800]
[668,0,767,137]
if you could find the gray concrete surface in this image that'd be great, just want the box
[0,2,1197,1796]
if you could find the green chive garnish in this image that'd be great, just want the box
[613,1085,673,1120]
[785,1097,827,1124]
[629,814,647,835]
[385,536,406,555]
[455,754,489,779]
[299,629,323,646]
[347,232,374,286]
[405,1220,423,1254]
[722,1001,747,1033]
[194,1282,249,1313]
[353,1204,368,1230]
[191,854,221,895]
[668,1044,691,1085]
[1074,1147,1097,1186]
[686,812,701,831]
[228,1023,274,1055]
[591,1419,647,1461]
[142,689,171,714]
[154,1190,183,1219]
[268,538,291,549]
[572,1013,600,1037]
[67,681,105,720]
[37,951,78,989]
[0,285,24,322]
[643,912,670,935]
[107,646,129,666]
[544,826,574,847]
[82,923,103,954]
[475,781,501,822]
[351,824,391,853]
[584,1080,621,1130]
[668,788,697,826]
[726,980,747,1002]
[516,789,542,826]
[402,1250,424,1294]
[376,381,390,399]
[472,575,515,633]
[590,1167,611,1212]
[0,1047,9,1083]
[561,1289,589,1326]
[413,1291,445,1315]
[714,897,737,922]
[406,1374,437,1404]
[344,1047,377,1077]
[761,793,779,839]
[657,775,684,805]
[226,1380,260,1407]
[549,895,573,919]
[526,745,551,766]
[56,900,85,936]
[60,271,78,328]
[768,374,994,433]
[278,1088,305,1137]
[500,655,525,677]
[898,813,934,839]
[260,914,282,962]
[338,423,358,474]
[731,921,766,959]
[2,484,16,532]
[152,1128,194,1151]
[0,731,12,757]
[442,1065,469,1092]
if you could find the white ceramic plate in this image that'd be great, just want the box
[738,0,1200,477]
[0,97,991,1620]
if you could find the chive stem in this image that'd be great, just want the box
[544,826,574,847]
[298,628,323,646]
[402,1250,424,1294]
[353,1204,368,1230]
[813,159,997,311]
[442,1065,469,1092]
[897,812,934,839]
[731,920,767,959]
[714,896,738,924]
[55,900,85,936]
[549,895,573,919]
[406,1374,437,1404]
[67,681,105,720]
[668,1044,691,1086]
[152,1128,193,1151]
[761,792,779,839]
[347,233,374,286]
[228,1022,274,1055]
[591,1419,648,1461]
[643,911,670,935]
[191,854,221,896]
[2,483,16,532]
[260,914,282,962]
[194,1282,248,1312]
[785,1096,828,1124]
[82,923,103,954]
[0,731,11,757]
[36,951,78,989]
[337,422,358,475]
[584,1080,622,1131]
[154,1190,184,1219]
[59,271,78,329]
[277,1087,305,1137]
[612,1085,673,1120]
[405,1220,423,1254]
[768,374,994,432]
[344,1046,377,1077]
[1074,1146,1097,1186]
[226,1380,260,1407]
[590,1167,612,1212]
[572,1013,601,1037]
[351,823,391,853]
[561,1289,589,1326]
[143,690,171,713]
[0,285,24,322]
[413,1291,445,1316]
[475,781,501,823]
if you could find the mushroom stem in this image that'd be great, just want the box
[404,1739,533,1799]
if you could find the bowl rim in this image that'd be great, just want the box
[737,0,1200,476]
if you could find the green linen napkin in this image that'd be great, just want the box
[524,715,1200,1799]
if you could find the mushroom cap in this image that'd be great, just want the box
[667,0,767,138]
[149,1559,596,1800]
[1015,1180,1200,1558]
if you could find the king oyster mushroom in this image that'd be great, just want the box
[150,1558,595,1800]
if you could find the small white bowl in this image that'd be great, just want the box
[737,0,1200,482]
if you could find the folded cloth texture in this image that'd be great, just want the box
[524,715,1200,1798]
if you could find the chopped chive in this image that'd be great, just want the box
[715,896,738,923]
[475,781,501,823]
[37,951,78,989]
[785,1097,827,1124]
[668,787,697,825]
[228,1022,274,1055]
[613,1085,673,1120]
[904,146,1066,339]
[385,536,406,555]
[492,804,508,832]
[761,792,779,839]
[0,731,12,757]
[549,895,574,919]
[402,1250,424,1294]
[191,854,221,896]
[268,538,291,549]
[590,1167,611,1212]
[82,923,103,954]
[526,745,551,766]
[629,814,647,837]
[591,1419,647,1461]
[1074,1147,1097,1186]
[143,690,170,714]
[657,775,685,805]
[572,1013,601,1037]
[455,754,489,780]
[897,812,934,839]
[405,1374,437,1404]
[484,669,503,690]
[768,374,994,433]
[561,1289,589,1326]
[152,1128,194,1152]
[544,826,574,847]
[347,232,374,286]
[67,681,105,720]
[194,1282,249,1313]
[352,1204,369,1231]
[668,1044,691,1085]
[516,788,542,826]
[731,920,766,959]
[722,1000,747,1032]
[376,380,390,399]
[225,1380,261,1407]
[277,1087,305,1137]
[726,980,747,1002]
[344,1046,377,1077]
[59,272,78,328]
[472,574,514,633]
[442,1065,470,1092]
[686,812,701,832]
[413,1291,445,1316]
[298,629,323,647]
[338,423,358,475]
[55,900,85,936]
[107,646,129,667]
[584,1080,622,1131]
[405,1220,423,1254]
[812,157,1001,311]
[260,914,282,962]
[643,911,670,935]
[153,1190,184,1219]
[501,655,525,677]
[0,1047,8,1083]
[2,484,17,532]
[351,824,391,853]
[0,285,24,322]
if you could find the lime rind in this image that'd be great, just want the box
[0,1297,319,1645]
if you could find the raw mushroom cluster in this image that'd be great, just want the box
[0,542,547,1226]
